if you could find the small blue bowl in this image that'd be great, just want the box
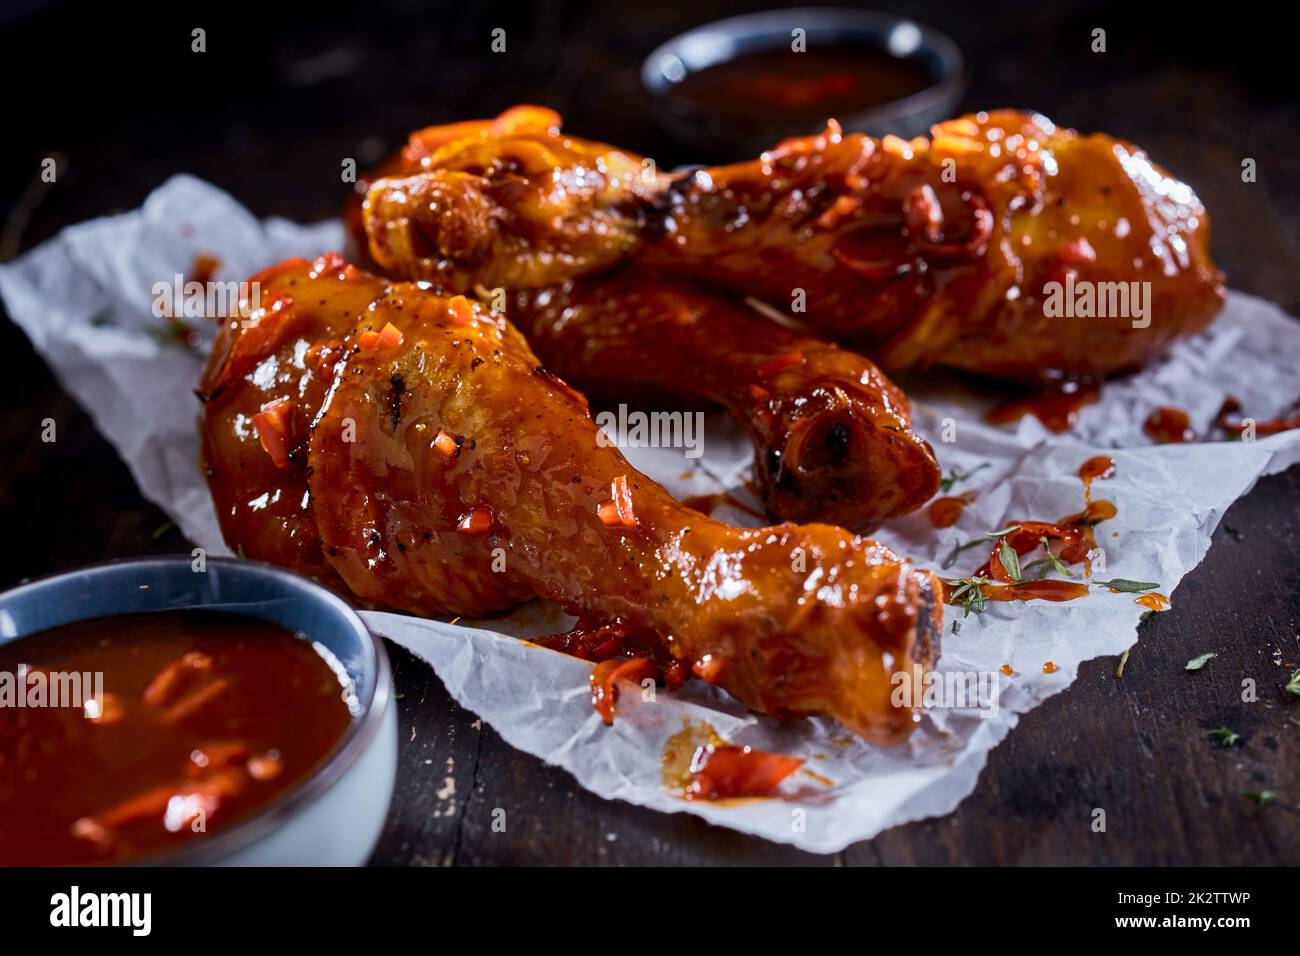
[0,556,397,866]
[643,7,967,157]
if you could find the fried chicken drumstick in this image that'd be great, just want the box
[362,106,1223,381]
[356,107,941,529]
[199,255,942,743]
[513,269,939,531]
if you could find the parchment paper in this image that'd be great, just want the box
[3,175,1298,852]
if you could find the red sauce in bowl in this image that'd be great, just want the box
[668,44,934,127]
[0,611,354,865]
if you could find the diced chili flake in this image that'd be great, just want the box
[358,322,403,351]
[816,194,861,230]
[905,184,943,243]
[433,430,459,459]
[598,474,637,529]
[310,252,347,277]
[692,655,725,684]
[756,351,805,379]
[1056,237,1097,265]
[252,397,294,469]
[457,506,494,536]
[447,295,475,326]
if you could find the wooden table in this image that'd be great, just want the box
[2,0,1296,864]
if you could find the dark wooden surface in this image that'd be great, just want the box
[2,0,1297,865]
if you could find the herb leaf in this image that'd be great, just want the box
[997,538,1022,582]
[1115,648,1130,679]
[943,575,990,618]
[1094,578,1160,593]
[940,537,984,570]
[1022,558,1052,579]
[1286,669,1300,697]
[985,525,1021,538]
[1185,652,1217,672]
[1243,790,1277,805]
[1037,537,1073,577]
[939,462,990,493]
[1207,726,1241,747]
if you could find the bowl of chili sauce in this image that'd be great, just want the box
[643,8,966,158]
[0,557,396,866]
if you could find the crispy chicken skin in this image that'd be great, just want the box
[199,257,942,743]
[362,107,1223,381]
[513,269,940,531]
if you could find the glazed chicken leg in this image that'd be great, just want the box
[359,107,942,528]
[199,256,942,743]
[646,110,1225,379]
[362,107,1223,381]
[362,105,654,290]
[514,269,940,530]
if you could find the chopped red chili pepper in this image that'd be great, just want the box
[447,294,475,326]
[756,351,806,379]
[432,430,459,459]
[358,321,403,351]
[1055,237,1098,265]
[251,397,294,469]
[598,475,637,528]
[310,252,347,277]
[984,521,1086,583]
[816,194,861,231]
[612,474,636,526]
[456,506,495,536]
[692,655,725,684]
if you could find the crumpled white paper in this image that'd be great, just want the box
[3,175,1298,853]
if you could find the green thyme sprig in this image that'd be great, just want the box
[943,575,992,618]
[940,537,985,569]
[1093,578,1160,593]
[939,462,991,493]
[1022,536,1074,579]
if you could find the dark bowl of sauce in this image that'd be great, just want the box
[0,557,395,866]
[643,7,966,158]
